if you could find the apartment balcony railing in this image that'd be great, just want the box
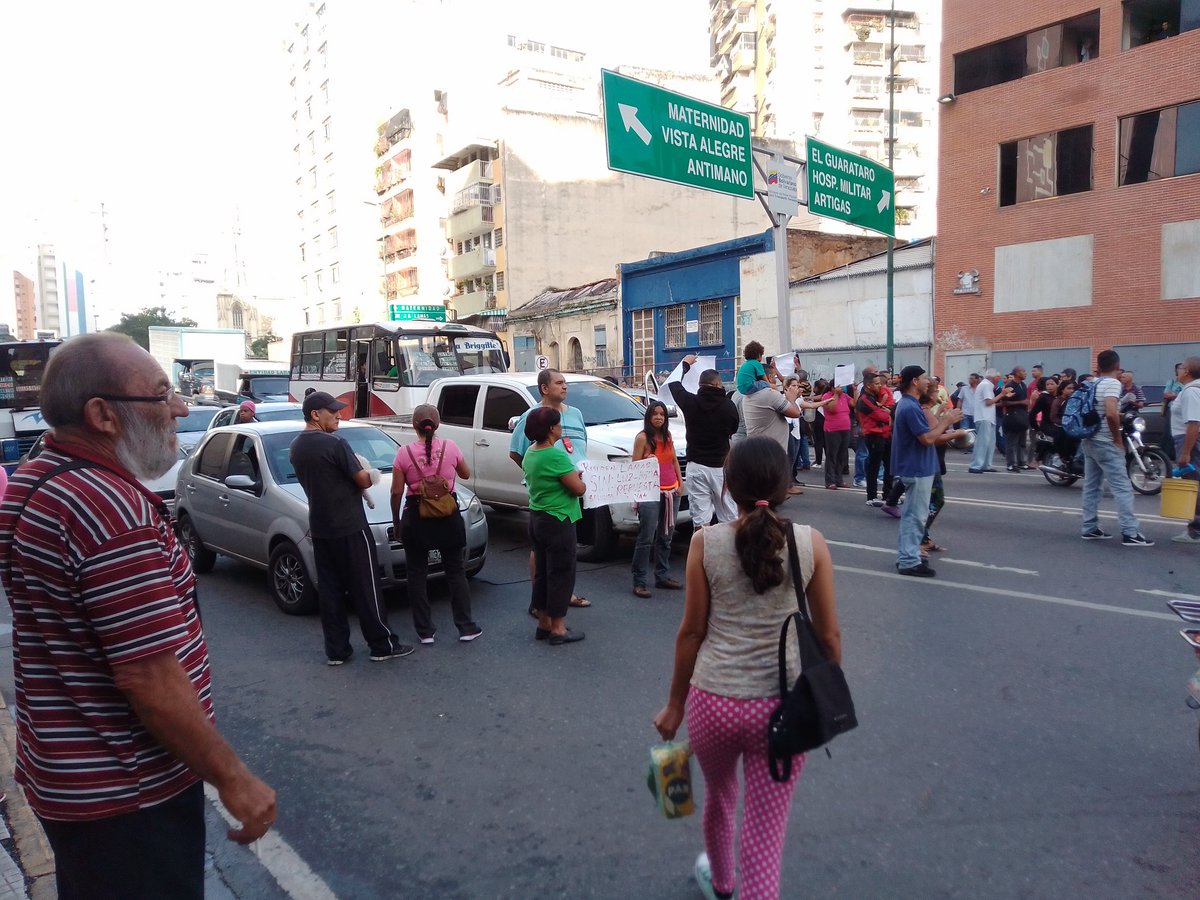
[451,288,494,319]
[447,247,496,282]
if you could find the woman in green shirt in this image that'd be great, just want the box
[522,407,587,645]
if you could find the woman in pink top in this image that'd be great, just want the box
[390,404,481,644]
[819,383,854,489]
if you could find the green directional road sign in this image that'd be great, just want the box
[805,137,895,237]
[389,303,446,322]
[602,70,753,200]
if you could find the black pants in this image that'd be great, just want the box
[39,782,204,900]
[313,528,400,660]
[810,416,824,464]
[865,434,893,501]
[402,501,475,639]
[529,511,577,620]
[823,429,851,486]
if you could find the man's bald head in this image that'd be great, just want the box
[41,333,153,428]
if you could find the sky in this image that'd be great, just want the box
[0,0,711,328]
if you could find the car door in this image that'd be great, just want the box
[431,381,481,486]
[475,385,533,506]
[180,432,235,549]
[219,434,276,567]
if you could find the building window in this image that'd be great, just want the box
[299,243,306,262]
[1119,99,1200,184]
[305,97,312,119]
[664,305,686,349]
[231,303,244,329]
[594,325,608,368]
[954,12,1100,95]
[999,125,1093,206]
[301,275,308,296]
[309,167,317,188]
[323,117,331,140]
[698,300,722,345]
[1124,1,1198,49]
[316,270,324,292]
[631,309,654,376]
[320,80,330,103]
[331,263,340,283]
[495,271,505,291]
[328,226,338,248]
[494,227,503,247]
[307,133,315,155]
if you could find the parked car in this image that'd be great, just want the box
[176,405,220,453]
[20,432,187,513]
[175,421,487,615]
[205,401,304,432]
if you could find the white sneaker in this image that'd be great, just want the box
[694,852,732,900]
[1171,530,1200,544]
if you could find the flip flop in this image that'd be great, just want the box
[569,595,591,608]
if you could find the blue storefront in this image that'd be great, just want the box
[620,230,773,382]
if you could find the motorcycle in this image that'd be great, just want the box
[1036,413,1171,495]
[1166,599,1200,754]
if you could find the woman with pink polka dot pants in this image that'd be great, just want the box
[655,437,842,900]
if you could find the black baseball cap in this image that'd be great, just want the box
[899,365,926,388]
[303,391,348,417]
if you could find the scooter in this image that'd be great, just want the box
[1036,414,1171,495]
[1166,599,1200,754]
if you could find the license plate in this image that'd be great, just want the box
[428,550,442,564]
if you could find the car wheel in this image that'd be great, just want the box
[466,559,485,578]
[178,514,216,573]
[576,505,617,562]
[268,541,318,615]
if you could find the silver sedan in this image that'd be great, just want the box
[175,420,488,615]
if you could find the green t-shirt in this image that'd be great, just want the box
[522,446,582,523]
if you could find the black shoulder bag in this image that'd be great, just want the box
[767,525,858,783]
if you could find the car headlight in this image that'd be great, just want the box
[467,494,484,521]
[1133,417,1146,433]
[607,454,631,463]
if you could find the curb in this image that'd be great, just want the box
[0,694,55,899]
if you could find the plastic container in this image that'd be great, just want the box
[1161,478,1199,520]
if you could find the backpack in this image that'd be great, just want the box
[406,443,456,518]
[1061,379,1103,439]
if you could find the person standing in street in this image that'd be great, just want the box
[668,355,738,527]
[291,391,413,664]
[1000,367,1030,472]
[969,370,1008,473]
[1162,362,1186,461]
[1079,350,1154,547]
[891,366,966,577]
[0,334,275,899]
[654,437,842,900]
[631,401,685,598]
[818,381,854,489]
[857,366,894,508]
[391,404,482,644]
[1168,357,1200,544]
[960,373,979,433]
[742,373,804,495]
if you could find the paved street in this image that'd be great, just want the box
[2,453,1199,898]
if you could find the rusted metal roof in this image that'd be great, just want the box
[508,278,618,320]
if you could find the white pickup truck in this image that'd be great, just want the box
[367,372,689,560]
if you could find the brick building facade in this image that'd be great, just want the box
[935,1,1200,388]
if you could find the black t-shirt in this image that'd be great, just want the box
[289,430,368,539]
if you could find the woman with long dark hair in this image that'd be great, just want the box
[522,406,587,645]
[631,400,685,598]
[391,404,481,644]
[654,437,841,900]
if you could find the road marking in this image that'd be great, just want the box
[826,540,1038,576]
[203,785,337,900]
[1137,588,1200,602]
[834,564,1177,621]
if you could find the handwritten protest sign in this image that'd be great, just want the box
[579,458,659,509]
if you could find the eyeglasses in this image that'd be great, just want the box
[93,386,177,404]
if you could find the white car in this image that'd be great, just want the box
[205,401,304,431]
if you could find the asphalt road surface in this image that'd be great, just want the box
[2,452,1198,898]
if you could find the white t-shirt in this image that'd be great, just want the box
[1171,382,1200,440]
[973,379,997,425]
[960,384,976,416]
[1090,376,1122,444]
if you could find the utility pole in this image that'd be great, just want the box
[885,0,896,372]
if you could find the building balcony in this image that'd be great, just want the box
[453,159,493,191]
[731,45,756,72]
[447,204,495,242]
[433,139,497,173]
[451,288,495,319]
[447,247,496,282]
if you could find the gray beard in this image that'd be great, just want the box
[114,409,178,479]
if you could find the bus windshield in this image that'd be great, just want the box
[396,335,505,385]
[0,342,57,410]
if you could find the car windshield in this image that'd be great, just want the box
[524,380,646,426]
[256,407,304,422]
[261,426,399,484]
[177,407,219,433]
[248,377,289,396]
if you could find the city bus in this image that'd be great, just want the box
[0,339,63,470]
[289,320,508,418]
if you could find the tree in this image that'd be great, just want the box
[107,306,197,350]
[248,333,281,359]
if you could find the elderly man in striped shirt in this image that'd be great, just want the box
[0,334,275,900]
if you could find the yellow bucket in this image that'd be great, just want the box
[1161,478,1199,520]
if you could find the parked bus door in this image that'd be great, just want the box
[354,340,371,418]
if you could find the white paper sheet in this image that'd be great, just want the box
[658,355,715,406]
[578,458,660,508]
[834,363,856,388]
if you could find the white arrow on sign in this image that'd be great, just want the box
[877,190,892,214]
[618,103,652,146]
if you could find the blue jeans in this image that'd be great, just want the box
[789,432,810,473]
[633,491,681,587]
[854,435,869,481]
[1080,437,1140,537]
[897,475,934,569]
[970,420,996,471]
[962,414,975,432]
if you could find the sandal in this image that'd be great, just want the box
[920,540,945,553]
[632,586,652,598]
[569,595,591,608]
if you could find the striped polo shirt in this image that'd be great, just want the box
[0,441,211,822]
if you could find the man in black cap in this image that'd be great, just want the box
[290,391,411,665]
[890,366,966,577]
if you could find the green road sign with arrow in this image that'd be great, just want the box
[602,69,753,200]
[805,137,895,237]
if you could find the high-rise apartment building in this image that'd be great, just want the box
[709,0,941,237]
[35,244,60,338]
[935,1,1200,386]
[12,271,36,340]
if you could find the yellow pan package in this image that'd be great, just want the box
[647,741,694,819]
